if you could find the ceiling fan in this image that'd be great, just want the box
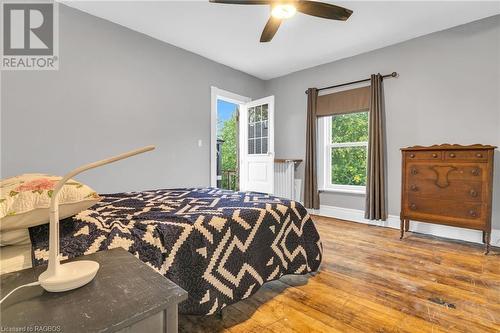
[209,0,353,42]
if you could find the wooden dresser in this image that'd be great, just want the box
[400,144,496,253]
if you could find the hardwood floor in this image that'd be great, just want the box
[179,216,500,333]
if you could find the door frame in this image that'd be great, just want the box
[210,86,251,188]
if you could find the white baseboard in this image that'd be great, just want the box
[309,205,500,247]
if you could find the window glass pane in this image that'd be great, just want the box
[255,138,262,154]
[262,137,268,154]
[248,124,255,139]
[255,122,262,137]
[248,138,255,154]
[331,112,369,143]
[331,147,367,186]
[262,120,268,137]
[261,104,268,121]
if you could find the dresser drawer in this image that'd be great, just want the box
[406,163,486,182]
[406,179,483,202]
[405,196,485,227]
[406,151,441,160]
[444,150,488,162]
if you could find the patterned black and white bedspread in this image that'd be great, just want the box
[29,188,322,315]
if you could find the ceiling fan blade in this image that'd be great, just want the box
[209,0,271,4]
[260,16,282,42]
[296,1,352,21]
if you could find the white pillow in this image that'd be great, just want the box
[0,174,101,232]
[0,229,31,246]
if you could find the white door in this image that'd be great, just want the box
[239,96,274,194]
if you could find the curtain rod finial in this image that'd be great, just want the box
[391,72,398,77]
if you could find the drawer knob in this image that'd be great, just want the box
[410,203,417,210]
[432,153,438,158]
[471,168,480,176]
[410,185,418,191]
[469,189,478,198]
[410,168,418,175]
[449,153,456,158]
[476,153,483,158]
[469,210,477,217]
[409,153,415,158]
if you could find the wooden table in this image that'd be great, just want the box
[1,248,188,333]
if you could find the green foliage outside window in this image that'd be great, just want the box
[331,112,369,186]
[220,113,238,190]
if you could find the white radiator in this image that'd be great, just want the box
[274,161,296,200]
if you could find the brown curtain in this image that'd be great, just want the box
[304,88,320,209]
[365,74,387,220]
[317,86,370,117]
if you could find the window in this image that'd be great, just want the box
[247,104,269,155]
[320,111,369,193]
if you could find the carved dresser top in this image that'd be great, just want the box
[401,144,497,151]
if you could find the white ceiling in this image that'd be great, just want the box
[63,1,500,80]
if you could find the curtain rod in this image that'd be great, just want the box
[305,72,398,94]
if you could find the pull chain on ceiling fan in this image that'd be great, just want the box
[209,0,353,42]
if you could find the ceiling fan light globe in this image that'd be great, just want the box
[271,4,297,19]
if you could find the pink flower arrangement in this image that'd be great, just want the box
[15,178,57,192]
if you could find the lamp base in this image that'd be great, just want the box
[39,260,100,292]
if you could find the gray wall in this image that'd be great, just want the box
[1,5,265,193]
[265,15,500,228]
[2,6,499,230]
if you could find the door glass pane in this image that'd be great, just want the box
[248,124,255,139]
[255,138,262,154]
[248,138,255,154]
[255,122,262,137]
[262,137,268,154]
[262,120,268,137]
[331,146,367,186]
[261,104,268,121]
[249,107,255,123]
[255,106,261,122]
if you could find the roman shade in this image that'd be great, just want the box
[316,86,370,117]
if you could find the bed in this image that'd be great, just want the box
[28,188,322,315]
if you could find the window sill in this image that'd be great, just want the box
[320,188,366,195]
